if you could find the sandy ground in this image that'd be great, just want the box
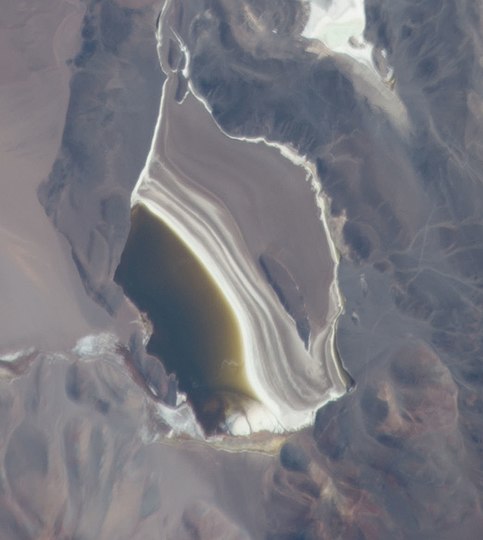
[0,344,271,539]
[0,0,114,355]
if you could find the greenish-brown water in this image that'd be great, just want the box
[115,204,256,432]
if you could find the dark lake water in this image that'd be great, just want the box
[115,204,255,432]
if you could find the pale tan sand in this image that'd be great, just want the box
[0,0,113,354]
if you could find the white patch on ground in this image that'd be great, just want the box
[73,332,118,357]
[302,0,375,69]
[154,401,206,440]
[0,347,35,362]
[303,0,409,133]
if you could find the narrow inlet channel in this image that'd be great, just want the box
[115,204,256,433]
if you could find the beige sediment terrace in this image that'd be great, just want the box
[130,9,348,433]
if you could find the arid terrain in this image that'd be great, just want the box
[1,0,483,538]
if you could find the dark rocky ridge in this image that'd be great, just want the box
[259,253,311,348]
[38,0,165,314]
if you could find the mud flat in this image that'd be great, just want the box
[122,4,349,435]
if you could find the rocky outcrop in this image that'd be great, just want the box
[38,0,165,313]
